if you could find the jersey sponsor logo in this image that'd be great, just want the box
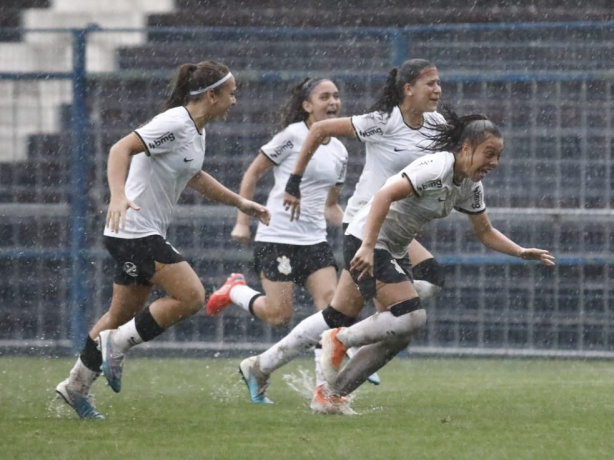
[148,131,175,149]
[417,179,442,192]
[471,187,483,209]
[358,126,383,138]
[123,261,138,278]
[276,255,292,275]
[269,140,293,158]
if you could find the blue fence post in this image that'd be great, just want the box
[69,27,90,353]
[389,28,408,66]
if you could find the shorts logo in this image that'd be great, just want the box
[276,255,292,275]
[390,259,405,275]
[123,261,138,278]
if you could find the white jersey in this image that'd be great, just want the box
[103,106,205,239]
[346,151,485,259]
[345,107,446,224]
[255,121,348,245]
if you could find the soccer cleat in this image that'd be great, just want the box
[98,329,125,393]
[239,356,273,404]
[346,347,381,385]
[55,379,105,420]
[320,328,347,385]
[206,273,246,316]
[310,384,356,416]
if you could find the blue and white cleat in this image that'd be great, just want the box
[346,347,381,385]
[55,379,105,420]
[98,329,125,393]
[239,356,273,404]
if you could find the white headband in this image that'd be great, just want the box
[189,72,233,96]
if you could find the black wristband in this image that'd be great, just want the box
[285,173,302,198]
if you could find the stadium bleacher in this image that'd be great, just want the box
[1,1,613,353]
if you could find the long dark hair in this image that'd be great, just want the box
[162,61,231,111]
[369,59,436,115]
[426,105,502,153]
[279,77,329,128]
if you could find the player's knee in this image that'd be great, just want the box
[267,310,293,327]
[413,280,442,300]
[413,258,445,287]
[183,284,206,315]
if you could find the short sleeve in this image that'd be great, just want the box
[403,156,444,197]
[455,182,486,214]
[260,129,296,165]
[134,114,185,157]
[351,110,389,143]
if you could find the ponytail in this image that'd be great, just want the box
[369,59,436,116]
[279,77,329,128]
[162,61,231,112]
[426,104,502,153]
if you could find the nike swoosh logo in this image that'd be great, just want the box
[184,158,194,162]
[438,197,446,201]
[393,147,408,152]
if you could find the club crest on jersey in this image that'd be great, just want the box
[390,259,405,275]
[276,256,292,275]
[123,261,138,278]
[148,131,175,149]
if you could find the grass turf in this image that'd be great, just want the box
[1,356,613,460]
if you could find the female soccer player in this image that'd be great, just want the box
[205,78,351,401]
[55,61,270,419]
[240,108,554,415]
[284,59,447,301]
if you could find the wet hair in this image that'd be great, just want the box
[162,61,231,111]
[369,59,436,115]
[279,77,330,128]
[425,104,502,154]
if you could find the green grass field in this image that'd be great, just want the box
[1,356,613,460]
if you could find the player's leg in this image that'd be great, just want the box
[240,270,362,403]
[56,283,150,419]
[99,260,205,392]
[304,260,338,388]
[408,239,445,300]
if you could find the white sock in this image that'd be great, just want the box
[112,318,144,353]
[337,310,426,349]
[313,347,326,387]
[67,357,99,394]
[230,284,261,312]
[259,311,329,375]
[413,280,442,300]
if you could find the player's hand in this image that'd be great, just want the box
[105,196,140,233]
[239,199,270,226]
[350,245,374,281]
[519,248,555,266]
[283,193,301,222]
[231,222,252,245]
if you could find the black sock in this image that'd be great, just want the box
[134,306,166,342]
[79,335,102,372]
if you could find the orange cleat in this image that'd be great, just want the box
[310,383,356,415]
[206,273,246,316]
[320,328,347,384]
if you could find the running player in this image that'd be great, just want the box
[55,61,270,419]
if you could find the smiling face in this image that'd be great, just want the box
[456,134,504,182]
[302,80,341,124]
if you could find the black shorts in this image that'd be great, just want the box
[104,235,185,286]
[343,234,413,301]
[253,241,337,287]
